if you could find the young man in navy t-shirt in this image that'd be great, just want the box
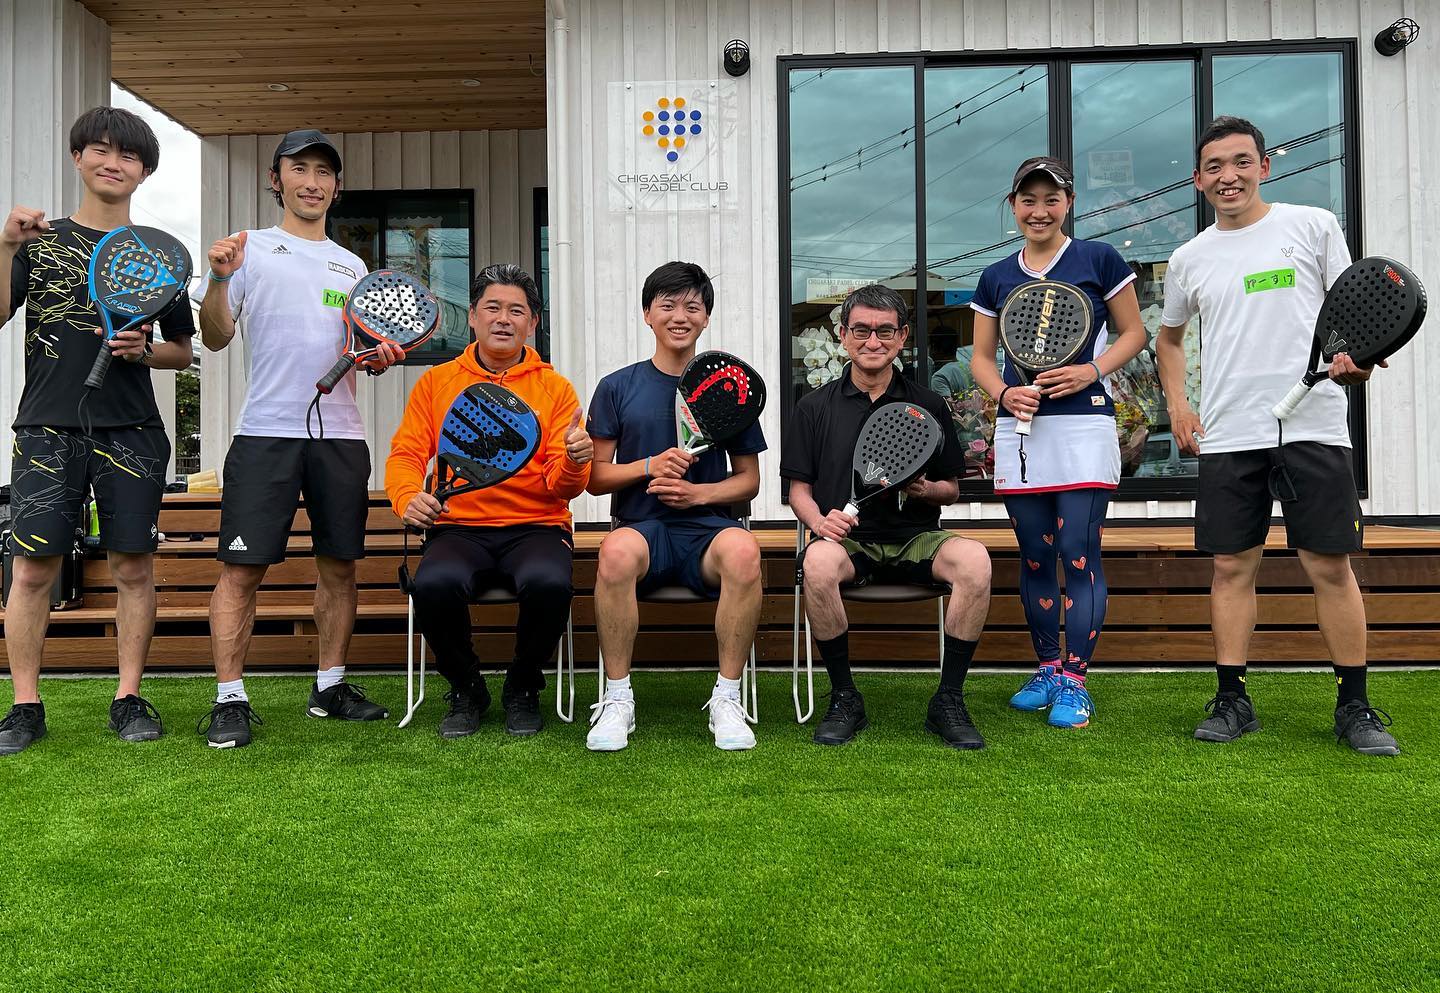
[586,261,766,753]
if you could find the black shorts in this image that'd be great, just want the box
[1196,442,1362,555]
[8,426,170,556]
[218,436,371,564]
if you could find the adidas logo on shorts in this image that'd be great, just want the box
[228,536,249,552]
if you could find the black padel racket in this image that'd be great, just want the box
[316,269,440,394]
[675,350,767,456]
[84,225,192,390]
[434,383,543,502]
[826,401,943,540]
[997,279,1093,437]
[1272,257,1427,419]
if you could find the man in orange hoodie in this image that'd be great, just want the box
[386,264,592,738]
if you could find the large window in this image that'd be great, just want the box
[329,189,475,362]
[780,43,1360,498]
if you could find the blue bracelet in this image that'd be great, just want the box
[209,271,233,282]
[644,455,651,478]
[1089,361,1103,382]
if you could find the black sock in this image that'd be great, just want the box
[940,635,979,691]
[1334,665,1367,707]
[1216,663,1248,698]
[1062,655,1088,679]
[817,632,855,693]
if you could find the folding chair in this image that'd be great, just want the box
[791,522,949,723]
[597,495,760,723]
[397,550,577,728]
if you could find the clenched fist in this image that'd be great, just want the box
[208,230,248,279]
[1,207,49,249]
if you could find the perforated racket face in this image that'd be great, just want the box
[677,350,768,442]
[852,401,943,493]
[998,280,1093,374]
[1316,257,1427,364]
[90,226,191,324]
[436,383,542,491]
[345,269,441,349]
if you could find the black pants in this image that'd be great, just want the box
[412,525,574,694]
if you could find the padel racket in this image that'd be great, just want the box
[997,279,1093,436]
[825,401,943,540]
[315,270,440,394]
[433,383,542,502]
[675,350,767,456]
[84,225,192,390]
[1272,257,1427,419]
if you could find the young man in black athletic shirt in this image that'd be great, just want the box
[0,107,196,755]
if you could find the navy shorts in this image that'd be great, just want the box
[622,518,744,599]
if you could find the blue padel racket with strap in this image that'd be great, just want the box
[83,225,192,390]
[675,350,767,456]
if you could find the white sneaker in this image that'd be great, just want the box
[704,693,756,751]
[587,694,636,752]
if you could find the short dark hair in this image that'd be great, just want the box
[840,284,909,328]
[1196,115,1266,167]
[469,263,543,314]
[641,261,715,313]
[69,106,160,174]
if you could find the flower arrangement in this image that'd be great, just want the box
[944,386,997,478]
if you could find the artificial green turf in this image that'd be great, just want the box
[2,671,1438,993]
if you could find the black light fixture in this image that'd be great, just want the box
[724,39,750,77]
[1374,17,1419,56]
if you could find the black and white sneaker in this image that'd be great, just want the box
[0,703,47,756]
[439,682,491,739]
[1335,700,1400,756]
[925,688,985,750]
[198,700,263,749]
[1194,692,1260,743]
[307,682,389,721]
[108,695,163,742]
[812,689,868,746]
[502,689,544,737]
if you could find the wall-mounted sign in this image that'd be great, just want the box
[608,79,740,213]
[1087,149,1134,190]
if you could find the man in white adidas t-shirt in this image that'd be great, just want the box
[1156,116,1398,757]
[196,130,400,748]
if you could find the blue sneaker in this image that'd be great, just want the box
[1048,675,1093,729]
[1010,664,1062,711]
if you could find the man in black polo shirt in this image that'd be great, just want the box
[781,284,992,748]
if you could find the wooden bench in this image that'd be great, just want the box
[2,492,1438,672]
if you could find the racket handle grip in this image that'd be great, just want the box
[316,354,356,395]
[822,503,860,543]
[1271,381,1312,420]
[84,346,114,390]
[1015,415,1034,436]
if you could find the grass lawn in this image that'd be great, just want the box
[2,670,1438,993]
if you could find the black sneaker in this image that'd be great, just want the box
[925,688,985,750]
[502,689,544,737]
[812,688,868,746]
[0,703,47,756]
[108,695,163,742]
[1194,692,1260,743]
[198,699,263,749]
[439,681,491,739]
[307,682,389,721]
[1334,700,1400,756]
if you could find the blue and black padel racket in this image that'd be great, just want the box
[83,225,192,390]
[434,382,543,501]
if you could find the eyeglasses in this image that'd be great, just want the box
[842,324,902,341]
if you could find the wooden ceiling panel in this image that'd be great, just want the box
[80,0,547,136]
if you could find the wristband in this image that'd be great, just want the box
[644,456,651,479]
[997,386,1012,409]
[209,271,233,282]
[1088,361,1103,382]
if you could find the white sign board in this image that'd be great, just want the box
[607,79,741,213]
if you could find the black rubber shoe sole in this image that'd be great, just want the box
[813,716,868,746]
[924,718,986,750]
[1194,718,1261,743]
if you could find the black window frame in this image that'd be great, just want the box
[778,39,1365,501]
[326,187,477,366]
[533,186,551,362]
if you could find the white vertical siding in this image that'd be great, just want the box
[548,0,1439,520]
[198,129,548,486]
[0,0,112,481]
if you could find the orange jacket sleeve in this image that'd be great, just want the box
[540,377,592,501]
[386,370,438,520]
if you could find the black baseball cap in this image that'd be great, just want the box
[272,129,341,173]
[1011,155,1074,194]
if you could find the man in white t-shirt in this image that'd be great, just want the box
[1156,116,1398,756]
[196,130,401,748]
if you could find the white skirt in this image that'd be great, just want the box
[992,413,1121,493]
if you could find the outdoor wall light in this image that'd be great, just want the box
[1374,17,1419,56]
[724,39,751,77]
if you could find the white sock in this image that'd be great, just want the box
[715,675,742,700]
[606,675,633,700]
[316,665,345,692]
[217,679,247,703]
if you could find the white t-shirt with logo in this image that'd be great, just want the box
[1161,203,1352,454]
[227,226,369,439]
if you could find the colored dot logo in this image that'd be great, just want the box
[642,96,703,163]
